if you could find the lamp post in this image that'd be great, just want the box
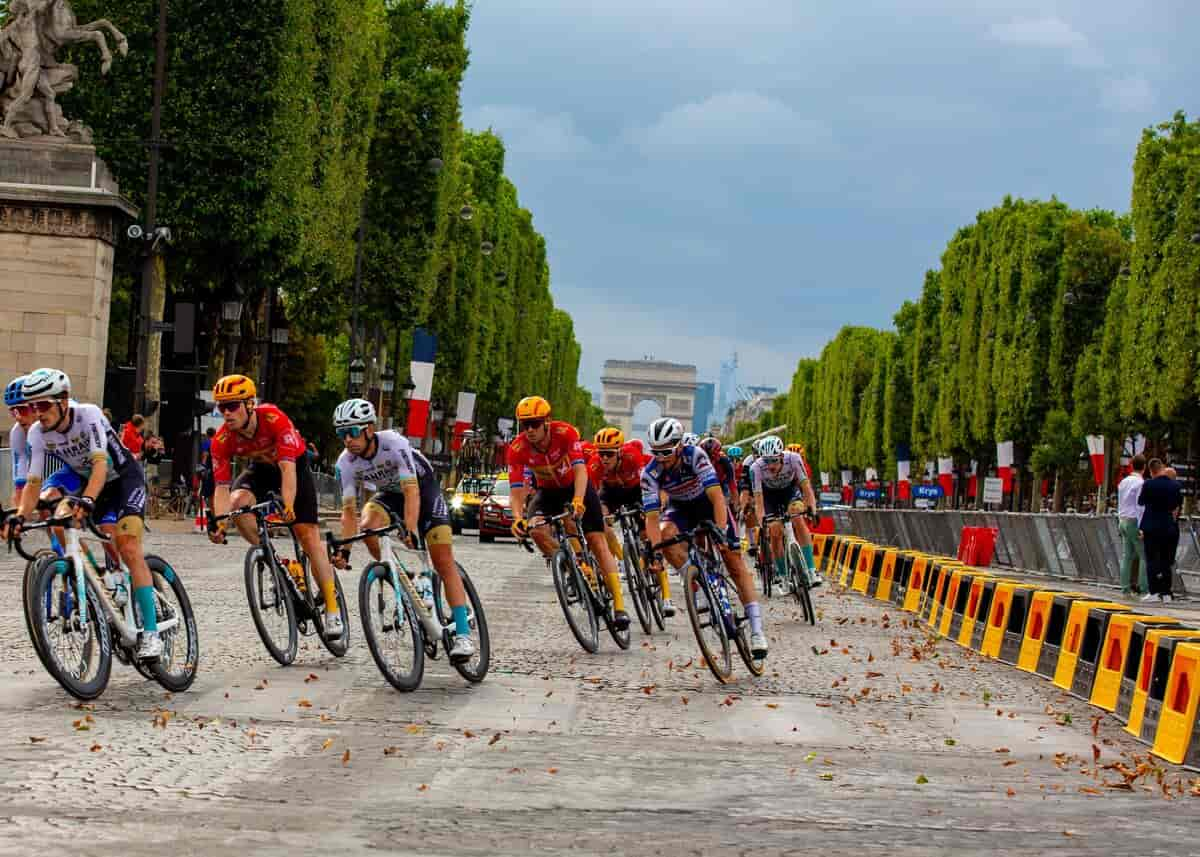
[429,401,444,455]
[398,374,416,433]
[222,300,243,374]
[270,325,289,400]
[380,367,395,426]
[349,358,366,395]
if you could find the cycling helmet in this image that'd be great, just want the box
[4,375,27,407]
[758,436,785,458]
[22,368,70,400]
[699,437,722,458]
[516,396,551,420]
[682,432,700,447]
[213,374,257,402]
[786,443,805,454]
[333,398,376,428]
[727,445,743,459]
[647,417,684,450]
[594,427,624,450]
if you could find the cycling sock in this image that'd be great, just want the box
[452,604,470,637]
[659,569,671,600]
[605,529,624,561]
[745,601,763,635]
[774,556,787,579]
[134,585,158,632]
[604,571,626,612]
[320,577,338,613]
[49,533,64,556]
[802,544,816,575]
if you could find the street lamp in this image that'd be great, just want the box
[427,157,444,175]
[349,358,366,392]
[380,367,395,394]
[480,241,494,256]
[271,327,289,346]
[222,300,243,373]
[459,205,474,222]
[379,367,395,427]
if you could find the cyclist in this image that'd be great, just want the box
[751,435,821,588]
[642,417,767,658]
[508,396,630,631]
[206,374,344,639]
[592,426,674,617]
[2,369,162,659]
[330,399,474,664]
[699,436,739,520]
[738,444,759,556]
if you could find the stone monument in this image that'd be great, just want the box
[0,0,135,429]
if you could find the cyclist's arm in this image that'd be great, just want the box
[705,483,729,539]
[278,459,298,513]
[339,497,357,540]
[799,475,817,513]
[212,484,232,518]
[511,485,528,522]
[572,460,588,505]
[644,510,663,549]
[402,479,420,536]
[80,454,107,507]
[754,490,766,526]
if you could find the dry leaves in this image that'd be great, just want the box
[321,738,334,752]
[341,749,351,767]
[305,673,320,683]
[383,746,402,756]
[488,733,502,746]
[29,736,46,744]
[298,699,313,709]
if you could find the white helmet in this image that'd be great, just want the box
[333,398,376,428]
[647,417,684,450]
[758,435,785,458]
[22,368,70,400]
[682,432,700,447]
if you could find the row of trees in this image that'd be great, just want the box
[39,0,601,455]
[726,113,1199,510]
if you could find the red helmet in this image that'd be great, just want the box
[699,436,722,458]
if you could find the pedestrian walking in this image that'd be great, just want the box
[1138,458,1181,603]
[1116,454,1148,595]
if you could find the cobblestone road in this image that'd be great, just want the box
[0,527,1196,856]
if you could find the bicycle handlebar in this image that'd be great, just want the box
[209,494,286,528]
[2,500,110,562]
[325,521,411,551]
[650,519,726,553]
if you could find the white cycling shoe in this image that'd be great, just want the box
[323,611,345,639]
[137,630,163,660]
[749,632,768,659]
[661,599,676,618]
[449,635,476,663]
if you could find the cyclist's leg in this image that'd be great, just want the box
[525,490,559,558]
[41,468,83,558]
[788,498,817,583]
[95,465,159,649]
[415,479,472,637]
[359,496,395,562]
[763,490,789,581]
[228,465,264,546]
[291,460,338,616]
[579,485,626,616]
[597,488,625,561]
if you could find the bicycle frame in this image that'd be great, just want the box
[763,510,816,578]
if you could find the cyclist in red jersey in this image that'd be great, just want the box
[206,374,344,639]
[508,396,629,631]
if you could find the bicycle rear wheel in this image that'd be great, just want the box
[23,548,58,670]
[146,556,199,692]
[308,566,350,658]
[621,529,653,635]
[787,543,816,624]
[638,537,667,631]
[432,562,490,683]
[244,548,298,665]
[757,530,773,599]
[31,557,112,700]
[683,564,732,684]
[551,550,599,653]
[359,562,424,691]
[725,571,766,677]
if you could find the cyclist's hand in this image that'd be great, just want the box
[71,495,94,523]
[279,503,296,524]
[403,530,419,550]
[570,496,586,518]
[2,513,23,541]
[331,547,350,570]
[512,518,530,540]
[208,520,227,545]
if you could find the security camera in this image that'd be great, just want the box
[127,223,144,240]
[154,226,172,242]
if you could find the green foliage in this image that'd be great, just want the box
[1030,408,1079,474]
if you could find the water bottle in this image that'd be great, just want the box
[417,570,435,610]
[286,559,307,593]
[105,571,128,608]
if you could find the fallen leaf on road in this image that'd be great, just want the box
[1006,788,1016,797]
[72,720,90,732]
[383,746,402,756]
[255,679,269,690]
[320,714,333,722]
[29,736,46,743]
[805,752,817,763]
[916,775,929,784]
[305,673,320,683]
[1079,787,1101,795]
[417,784,428,791]
[406,724,424,735]
[89,743,102,752]
[944,739,957,746]
[298,699,313,708]
[994,747,1010,753]
[507,767,524,773]
[545,690,553,698]
[819,773,834,781]
[681,696,689,705]
[641,685,656,695]
[463,730,476,738]
[866,671,884,679]
[816,702,831,708]
[547,768,558,774]
[1092,715,1102,737]
[765,703,779,709]
[1003,760,1018,767]
[321,738,334,752]
[342,749,351,766]
[1062,831,1075,837]
[489,733,502,745]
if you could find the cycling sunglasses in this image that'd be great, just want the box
[763,455,784,465]
[520,419,546,432]
[650,445,678,458]
[336,425,367,439]
[8,404,31,417]
[215,400,246,413]
[30,400,60,414]
[597,450,618,458]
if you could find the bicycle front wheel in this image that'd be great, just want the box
[757,531,773,600]
[551,550,599,653]
[726,571,766,677]
[787,543,816,624]
[359,562,424,692]
[683,564,732,684]
[23,548,58,671]
[433,562,491,683]
[146,556,199,691]
[244,548,298,665]
[310,567,350,658]
[621,530,653,635]
[31,557,112,700]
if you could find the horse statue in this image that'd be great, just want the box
[0,0,127,141]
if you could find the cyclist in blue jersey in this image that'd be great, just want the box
[642,418,767,658]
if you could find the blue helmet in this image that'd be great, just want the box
[727,445,743,459]
[4,375,27,408]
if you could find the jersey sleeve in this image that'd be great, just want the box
[691,448,720,490]
[750,460,763,494]
[795,452,811,484]
[507,440,528,488]
[335,451,357,500]
[641,465,662,513]
[10,424,27,487]
[393,437,419,483]
[560,423,585,466]
[267,408,305,462]
[210,431,234,485]
[24,426,46,482]
[79,405,108,464]
[585,452,603,489]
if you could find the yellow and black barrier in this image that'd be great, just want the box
[865,547,889,599]
[924,561,961,629]
[851,543,875,594]
[1051,601,1129,693]
[1091,615,1181,713]
[981,582,1041,660]
[812,532,830,572]
[939,566,980,640]
[890,552,916,608]
[996,584,1046,665]
[901,554,931,613]
[1131,632,1200,747]
[1152,641,1200,769]
[1032,594,1104,679]
[1115,623,1198,726]
[874,548,899,602]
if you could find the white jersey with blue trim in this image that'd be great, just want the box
[336,430,433,497]
[751,450,810,493]
[26,402,129,483]
[641,444,720,512]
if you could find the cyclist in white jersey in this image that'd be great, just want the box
[330,399,475,664]
[2,369,161,659]
[750,436,821,587]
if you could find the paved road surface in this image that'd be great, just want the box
[0,528,1196,856]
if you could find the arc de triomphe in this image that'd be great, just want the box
[601,359,697,437]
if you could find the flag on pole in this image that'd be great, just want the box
[937,456,954,497]
[1086,435,1105,487]
[896,460,911,500]
[997,440,1014,493]
[405,328,437,443]
[452,391,477,452]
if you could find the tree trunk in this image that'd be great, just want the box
[1052,468,1064,513]
[143,253,167,435]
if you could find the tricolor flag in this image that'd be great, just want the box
[405,328,437,443]
[996,440,1014,493]
[896,459,911,500]
[937,457,954,497]
[452,391,477,452]
[1086,435,1105,487]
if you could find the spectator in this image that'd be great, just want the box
[1116,454,1148,595]
[306,441,320,473]
[200,426,216,455]
[102,407,114,425]
[142,434,165,465]
[1138,458,1181,604]
[121,414,145,459]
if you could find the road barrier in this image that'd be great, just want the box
[982,582,1039,660]
[1153,642,1200,767]
[831,508,1193,596]
[1134,633,1200,747]
[1091,615,1180,712]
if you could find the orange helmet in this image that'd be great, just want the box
[594,427,624,450]
[213,374,257,403]
[516,396,551,420]
[787,443,805,454]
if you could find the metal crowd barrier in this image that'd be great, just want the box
[313,470,343,510]
[832,508,1193,596]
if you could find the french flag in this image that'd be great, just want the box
[452,390,477,452]
[406,328,437,444]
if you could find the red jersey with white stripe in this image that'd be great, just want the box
[507,421,585,490]
[597,441,650,490]
[210,403,307,485]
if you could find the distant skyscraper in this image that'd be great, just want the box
[717,352,738,424]
[693,382,715,434]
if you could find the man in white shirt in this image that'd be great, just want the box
[1116,454,1148,595]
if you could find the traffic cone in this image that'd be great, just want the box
[195,500,207,533]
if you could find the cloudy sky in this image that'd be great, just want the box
[459,1,1198,400]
